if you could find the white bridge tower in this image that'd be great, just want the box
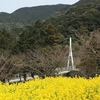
[67,37,75,71]
[57,37,78,75]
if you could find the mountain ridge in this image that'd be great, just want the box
[0,4,70,30]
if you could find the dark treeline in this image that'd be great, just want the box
[12,20,65,53]
[0,20,65,53]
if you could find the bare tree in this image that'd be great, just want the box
[20,46,69,77]
[85,30,100,58]
[77,30,100,77]
[0,51,25,81]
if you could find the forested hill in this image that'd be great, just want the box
[75,0,96,5]
[0,4,69,30]
[46,0,100,37]
[1,0,100,52]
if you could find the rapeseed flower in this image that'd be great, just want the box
[0,76,100,100]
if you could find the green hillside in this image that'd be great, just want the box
[0,4,69,30]
[46,0,100,37]
[75,0,96,5]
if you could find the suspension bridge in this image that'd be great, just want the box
[57,37,79,75]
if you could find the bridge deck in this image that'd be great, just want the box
[57,68,79,75]
[57,71,70,75]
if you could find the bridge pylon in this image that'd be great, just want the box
[67,37,75,71]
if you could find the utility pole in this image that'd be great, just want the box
[67,37,75,71]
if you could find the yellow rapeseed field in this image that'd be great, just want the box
[0,76,100,100]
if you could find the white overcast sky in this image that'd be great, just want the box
[0,0,79,13]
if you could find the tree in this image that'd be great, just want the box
[19,46,68,77]
[79,59,97,78]
[0,29,14,50]
[0,51,25,80]
[78,30,100,77]
[12,30,31,53]
[12,22,65,53]
[46,23,64,45]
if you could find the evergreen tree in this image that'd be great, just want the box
[0,29,14,50]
